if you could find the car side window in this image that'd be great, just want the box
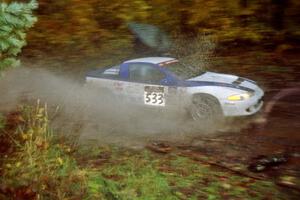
[128,63,165,84]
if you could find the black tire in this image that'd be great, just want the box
[190,94,223,122]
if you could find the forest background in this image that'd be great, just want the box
[3,0,300,63]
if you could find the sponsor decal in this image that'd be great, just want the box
[113,82,123,91]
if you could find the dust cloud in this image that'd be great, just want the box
[0,66,240,147]
[0,32,255,147]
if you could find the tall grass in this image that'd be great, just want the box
[0,101,88,199]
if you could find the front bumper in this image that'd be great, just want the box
[222,89,264,117]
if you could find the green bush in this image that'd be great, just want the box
[0,0,37,72]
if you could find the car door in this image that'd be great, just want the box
[122,63,168,107]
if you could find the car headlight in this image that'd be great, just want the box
[227,92,254,101]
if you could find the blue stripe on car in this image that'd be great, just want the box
[185,80,254,92]
[87,62,254,92]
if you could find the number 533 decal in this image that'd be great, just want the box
[144,86,165,106]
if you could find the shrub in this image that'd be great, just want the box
[0,101,88,199]
[0,0,37,72]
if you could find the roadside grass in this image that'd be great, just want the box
[84,150,177,200]
[0,102,88,199]
[81,147,287,200]
[0,103,292,199]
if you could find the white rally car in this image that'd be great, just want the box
[86,57,264,120]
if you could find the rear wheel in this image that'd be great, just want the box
[190,94,223,122]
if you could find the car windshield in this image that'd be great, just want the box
[160,60,205,80]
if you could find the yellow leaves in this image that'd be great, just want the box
[58,143,73,154]
[57,157,64,166]
[221,183,231,189]
[279,176,297,186]
[34,136,49,150]
[66,147,72,153]
[5,163,12,168]
[71,169,88,182]
[219,17,234,29]
[21,129,33,141]
[114,0,150,22]
[4,161,21,171]
[41,184,46,190]
[16,162,21,168]
[21,133,29,140]
[18,115,25,123]
[188,0,215,24]
[36,107,45,118]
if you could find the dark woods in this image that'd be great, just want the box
[18,0,300,57]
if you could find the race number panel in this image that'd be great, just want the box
[144,86,165,106]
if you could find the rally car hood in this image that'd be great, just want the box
[186,71,261,93]
[188,71,238,84]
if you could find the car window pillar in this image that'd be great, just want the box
[119,63,130,80]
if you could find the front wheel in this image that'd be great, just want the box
[190,94,223,123]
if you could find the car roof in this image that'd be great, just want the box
[124,57,177,64]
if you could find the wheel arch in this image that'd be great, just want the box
[191,92,224,115]
[192,93,220,104]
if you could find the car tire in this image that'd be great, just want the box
[190,94,223,123]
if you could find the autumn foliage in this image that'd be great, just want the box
[23,0,300,58]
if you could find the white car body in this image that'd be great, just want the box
[86,57,264,117]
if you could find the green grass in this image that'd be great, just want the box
[79,148,288,200]
[0,103,293,199]
[85,151,178,200]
